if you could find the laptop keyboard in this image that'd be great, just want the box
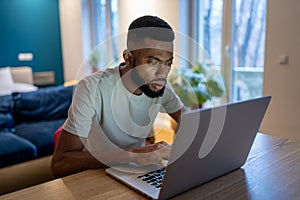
[137,168,166,188]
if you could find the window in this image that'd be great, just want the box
[196,0,267,102]
[90,0,119,71]
[92,0,118,45]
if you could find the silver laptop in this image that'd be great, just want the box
[106,96,271,200]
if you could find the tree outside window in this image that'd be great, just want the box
[197,0,267,102]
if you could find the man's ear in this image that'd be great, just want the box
[123,50,134,66]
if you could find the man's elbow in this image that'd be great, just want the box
[50,157,67,178]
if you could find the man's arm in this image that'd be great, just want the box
[51,129,172,177]
[168,109,181,124]
[169,107,187,123]
[167,107,187,136]
[51,129,104,178]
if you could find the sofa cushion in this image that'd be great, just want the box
[0,95,14,131]
[15,119,65,157]
[13,85,74,124]
[0,132,37,168]
[0,112,14,131]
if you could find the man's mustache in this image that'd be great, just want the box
[150,78,167,83]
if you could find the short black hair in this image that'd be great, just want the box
[127,15,174,50]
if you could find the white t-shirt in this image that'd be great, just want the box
[63,65,183,150]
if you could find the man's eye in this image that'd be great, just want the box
[166,62,172,67]
[149,62,159,66]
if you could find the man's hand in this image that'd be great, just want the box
[126,141,172,167]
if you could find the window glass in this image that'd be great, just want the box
[92,0,119,70]
[232,0,267,101]
[196,0,267,102]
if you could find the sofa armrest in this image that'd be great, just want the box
[10,66,33,85]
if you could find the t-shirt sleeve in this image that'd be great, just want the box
[160,82,184,114]
[63,78,100,138]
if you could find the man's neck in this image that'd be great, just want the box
[119,63,142,95]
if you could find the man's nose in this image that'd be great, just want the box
[155,64,170,77]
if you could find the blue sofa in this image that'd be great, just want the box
[0,85,74,168]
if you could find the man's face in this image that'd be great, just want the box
[130,38,174,98]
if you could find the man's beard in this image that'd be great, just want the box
[130,64,166,98]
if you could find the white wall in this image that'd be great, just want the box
[59,0,85,82]
[118,0,179,65]
[118,0,178,34]
[261,0,300,141]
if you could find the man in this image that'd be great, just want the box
[51,15,185,178]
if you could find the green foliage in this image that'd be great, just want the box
[168,62,224,108]
[89,50,100,67]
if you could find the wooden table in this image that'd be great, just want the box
[1,133,300,200]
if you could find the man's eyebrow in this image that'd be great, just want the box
[147,56,174,62]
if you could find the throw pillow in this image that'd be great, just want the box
[0,67,14,86]
[0,83,38,96]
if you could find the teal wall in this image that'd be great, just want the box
[0,0,64,85]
